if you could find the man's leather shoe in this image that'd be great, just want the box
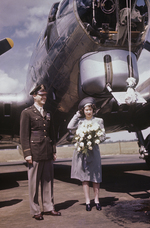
[33,213,44,220]
[43,210,61,216]
[95,203,102,211]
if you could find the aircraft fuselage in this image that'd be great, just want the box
[1,0,150,145]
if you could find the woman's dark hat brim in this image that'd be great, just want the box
[78,97,95,110]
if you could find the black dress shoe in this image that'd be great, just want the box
[33,213,44,220]
[95,203,102,211]
[86,204,91,211]
[43,210,61,216]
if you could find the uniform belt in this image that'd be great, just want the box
[31,130,48,137]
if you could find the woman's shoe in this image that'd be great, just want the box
[95,203,102,211]
[86,204,91,211]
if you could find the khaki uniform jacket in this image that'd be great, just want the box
[20,105,56,161]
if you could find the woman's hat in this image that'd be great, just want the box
[78,97,95,110]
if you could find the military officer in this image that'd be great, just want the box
[20,84,61,220]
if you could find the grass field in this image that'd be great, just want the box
[0,141,139,163]
[56,141,139,159]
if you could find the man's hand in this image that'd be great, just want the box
[27,158,33,164]
[25,156,32,164]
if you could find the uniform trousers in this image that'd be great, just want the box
[27,160,54,215]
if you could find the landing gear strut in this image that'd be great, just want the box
[136,131,150,168]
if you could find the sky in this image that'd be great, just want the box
[0,0,150,142]
[0,0,56,93]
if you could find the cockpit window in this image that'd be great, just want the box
[48,2,60,22]
[58,0,69,17]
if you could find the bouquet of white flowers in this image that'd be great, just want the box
[74,119,105,155]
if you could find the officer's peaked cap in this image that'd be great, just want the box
[30,84,47,95]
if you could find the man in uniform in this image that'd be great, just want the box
[20,84,61,220]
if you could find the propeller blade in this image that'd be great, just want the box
[0,38,14,56]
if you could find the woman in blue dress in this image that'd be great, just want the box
[67,97,105,211]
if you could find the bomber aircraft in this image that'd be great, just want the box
[1,0,150,166]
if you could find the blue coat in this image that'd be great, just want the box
[67,113,105,183]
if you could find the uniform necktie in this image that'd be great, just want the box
[40,107,43,116]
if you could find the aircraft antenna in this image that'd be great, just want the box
[124,0,137,104]
[126,0,132,78]
[92,0,96,27]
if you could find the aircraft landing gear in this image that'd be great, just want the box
[143,134,150,168]
[136,131,150,168]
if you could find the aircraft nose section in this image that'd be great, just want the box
[79,50,139,97]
